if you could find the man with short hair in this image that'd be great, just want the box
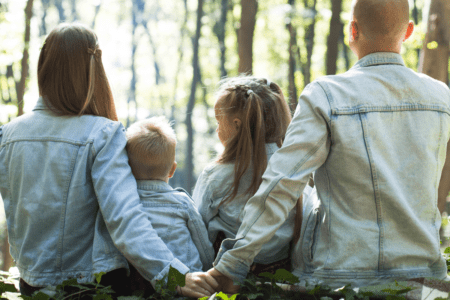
[209,0,450,292]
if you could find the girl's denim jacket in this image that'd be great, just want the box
[193,143,298,264]
[214,53,450,287]
[0,98,189,287]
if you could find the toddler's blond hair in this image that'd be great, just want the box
[126,116,176,180]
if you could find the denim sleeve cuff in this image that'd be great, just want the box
[149,258,190,288]
[214,252,250,284]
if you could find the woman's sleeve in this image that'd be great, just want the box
[91,121,189,286]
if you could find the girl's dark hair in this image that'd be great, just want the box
[38,23,117,121]
[216,76,292,205]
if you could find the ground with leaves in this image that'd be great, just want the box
[1,252,450,300]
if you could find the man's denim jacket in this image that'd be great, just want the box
[136,180,214,272]
[193,143,300,264]
[0,98,189,287]
[214,53,450,288]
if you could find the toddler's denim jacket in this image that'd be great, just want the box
[193,143,298,265]
[214,53,450,287]
[0,98,189,287]
[136,180,214,272]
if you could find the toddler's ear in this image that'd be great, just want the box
[169,161,177,178]
[233,118,242,130]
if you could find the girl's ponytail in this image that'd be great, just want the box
[217,77,291,206]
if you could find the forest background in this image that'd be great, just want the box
[0,0,449,272]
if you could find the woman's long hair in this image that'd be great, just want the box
[37,23,117,121]
[216,76,292,206]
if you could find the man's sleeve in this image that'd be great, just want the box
[214,82,332,283]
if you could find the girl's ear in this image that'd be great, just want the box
[233,118,242,130]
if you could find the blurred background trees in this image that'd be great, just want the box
[0,0,449,270]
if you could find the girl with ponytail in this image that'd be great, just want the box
[193,76,315,275]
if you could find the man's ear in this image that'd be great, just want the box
[233,118,242,130]
[350,20,359,42]
[403,21,414,42]
[168,161,177,178]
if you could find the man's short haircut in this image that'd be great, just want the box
[126,116,177,179]
[353,0,409,41]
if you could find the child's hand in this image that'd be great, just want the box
[177,272,220,298]
[207,268,240,295]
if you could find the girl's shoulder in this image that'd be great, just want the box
[199,161,235,187]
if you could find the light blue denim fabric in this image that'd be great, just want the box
[214,53,450,287]
[0,98,189,287]
[193,143,297,265]
[136,180,214,272]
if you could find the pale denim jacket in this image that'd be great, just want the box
[214,53,450,287]
[0,98,189,287]
[137,180,214,272]
[193,143,297,264]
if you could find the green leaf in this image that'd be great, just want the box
[215,292,238,300]
[198,297,209,300]
[386,295,406,300]
[95,272,107,284]
[29,292,50,300]
[258,272,274,280]
[93,293,113,300]
[166,266,185,292]
[0,282,17,294]
[444,247,450,254]
[307,285,322,295]
[246,293,264,299]
[272,269,299,284]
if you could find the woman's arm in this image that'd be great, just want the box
[91,121,218,297]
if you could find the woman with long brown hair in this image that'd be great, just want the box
[0,23,218,298]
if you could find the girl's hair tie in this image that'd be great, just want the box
[247,89,254,95]
[87,47,101,59]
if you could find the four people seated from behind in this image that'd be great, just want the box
[0,0,449,297]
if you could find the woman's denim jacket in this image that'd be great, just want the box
[214,53,450,287]
[0,98,189,287]
[193,143,297,264]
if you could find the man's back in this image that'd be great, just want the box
[290,52,450,286]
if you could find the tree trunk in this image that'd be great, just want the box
[238,0,257,74]
[326,0,342,75]
[128,0,139,127]
[286,0,298,112]
[216,0,228,78]
[185,0,203,194]
[70,0,78,21]
[39,0,49,36]
[302,0,317,86]
[17,0,34,117]
[91,1,102,29]
[418,0,450,84]
[54,0,65,22]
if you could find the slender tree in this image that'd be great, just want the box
[286,0,299,111]
[17,0,34,117]
[326,0,342,75]
[302,0,317,86]
[214,0,228,78]
[39,0,49,36]
[91,1,102,29]
[418,0,450,84]
[185,0,203,193]
[238,0,257,74]
[54,0,65,22]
